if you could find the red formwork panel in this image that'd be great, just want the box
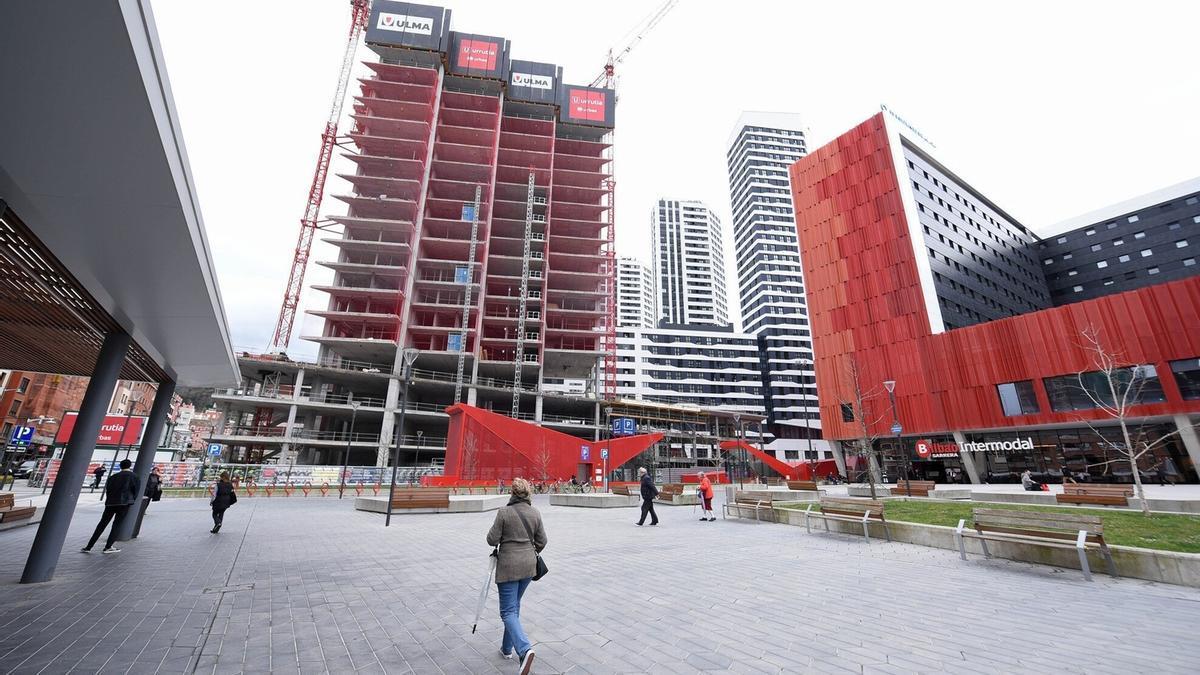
[792,113,1200,441]
[442,404,662,481]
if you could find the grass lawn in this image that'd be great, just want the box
[777,500,1200,554]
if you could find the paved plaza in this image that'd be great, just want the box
[1,494,1199,674]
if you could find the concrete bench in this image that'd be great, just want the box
[1056,484,1132,507]
[722,491,774,522]
[0,493,35,524]
[804,497,890,543]
[390,487,450,510]
[955,508,1117,581]
[891,480,936,497]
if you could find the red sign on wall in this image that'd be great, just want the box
[456,39,499,71]
[567,88,607,122]
[54,412,147,447]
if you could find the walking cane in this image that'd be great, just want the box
[472,548,498,634]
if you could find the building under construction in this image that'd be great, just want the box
[213,1,622,467]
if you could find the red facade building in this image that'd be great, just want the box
[791,112,1200,483]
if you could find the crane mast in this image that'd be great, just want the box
[269,0,370,353]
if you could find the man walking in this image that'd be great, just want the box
[636,467,659,526]
[91,464,106,490]
[82,459,139,554]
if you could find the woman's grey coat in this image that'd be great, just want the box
[486,497,548,583]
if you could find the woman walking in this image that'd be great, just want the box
[698,471,715,521]
[210,471,237,533]
[486,477,546,674]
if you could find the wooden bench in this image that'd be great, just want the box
[389,487,450,510]
[0,493,36,524]
[804,497,890,543]
[890,480,936,497]
[1056,484,1132,506]
[722,491,775,522]
[955,508,1117,581]
[764,477,785,486]
[611,484,633,497]
[786,480,819,492]
[655,483,684,503]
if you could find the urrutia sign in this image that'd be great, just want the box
[916,437,1034,459]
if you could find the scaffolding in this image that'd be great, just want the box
[512,171,536,416]
[454,185,483,404]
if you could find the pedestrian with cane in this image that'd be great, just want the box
[485,477,546,674]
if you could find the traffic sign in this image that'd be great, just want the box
[580,445,590,461]
[600,448,609,460]
[207,443,222,457]
[611,417,636,436]
[9,425,34,446]
[890,422,903,435]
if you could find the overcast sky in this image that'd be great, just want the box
[151,0,1200,357]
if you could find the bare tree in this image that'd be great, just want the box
[837,354,888,498]
[534,438,552,482]
[1073,326,1192,516]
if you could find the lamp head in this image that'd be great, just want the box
[883,380,896,393]
[402,347,420,367]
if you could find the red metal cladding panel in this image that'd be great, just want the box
[442,404,662,481]
[793,113,1200,441]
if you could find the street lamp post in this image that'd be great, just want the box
[338,400,360,499]
[800,358,817,481]
[883,379,909,496]
[604,406,612,492]
[415,430,424,468]
[732,412,743,487]
[386,348,420,527]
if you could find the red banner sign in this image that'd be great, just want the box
[54,412,147,447]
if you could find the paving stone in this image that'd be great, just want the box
[1,495,1199,673]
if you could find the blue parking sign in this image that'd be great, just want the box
[622,418,636,435]
[207,443,222,457]
[580,445,590,461]
[9,425,34,446]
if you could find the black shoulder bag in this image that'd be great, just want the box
[512,507,548,581]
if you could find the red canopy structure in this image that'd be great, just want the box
[718,439,839,480]
[440,404,663,482]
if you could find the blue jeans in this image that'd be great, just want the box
[497,577,532,656]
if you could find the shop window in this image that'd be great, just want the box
[996,380,1040,416]
[1171,359,1200,400]
[1044,365,1166,412]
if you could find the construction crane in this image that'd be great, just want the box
[588,0,677,90]
[269,0,371,353]
[587,0,676,402]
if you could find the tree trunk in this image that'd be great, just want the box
[860,438,878,499]
[1119,418,1151,517]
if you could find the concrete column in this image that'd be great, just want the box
[534,393,544,422]
[829,440,847,476]
[1173,414,1200,478]
[116,380,175,541]
[280,369,304,463]
[377,376,399,467]
[22,331,130,584]
[952,431,982,484]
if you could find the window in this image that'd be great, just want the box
[1072,285,1083,293]
[1103,278,1114,286]
[1128,215,1140,223]
[1177,240,1189,248]
[784,450,800,460]
[1119,254,1131,263]
[1044,365,1165,412]
[1171,358,1200,400]
[1113,238,1124,246]
[1187,197,1198,206]
[1096,260,1108,269]
[1149,266,1160,275]
[17,377,30,393]
[1067,269,1078,276]
[1056,236,1067,244]
[1141,249,1153,257]
[997,380,1040,416]
[1106,222,1118,229]
[7,401,20,417]
[1090,244,1102,252]
[840,403,854,423]
[1063,253,1073,260]
[1085,228,1096,236]
[1134,231,1146,239]
[1043,258,1054,265]
[1186,258,1197,267]
[1169,222,1181,231]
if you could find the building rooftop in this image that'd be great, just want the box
[1042,175,1200,237]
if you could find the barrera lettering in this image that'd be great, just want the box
[377,12,434,36]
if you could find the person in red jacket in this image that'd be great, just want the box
[698,472,715,521]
